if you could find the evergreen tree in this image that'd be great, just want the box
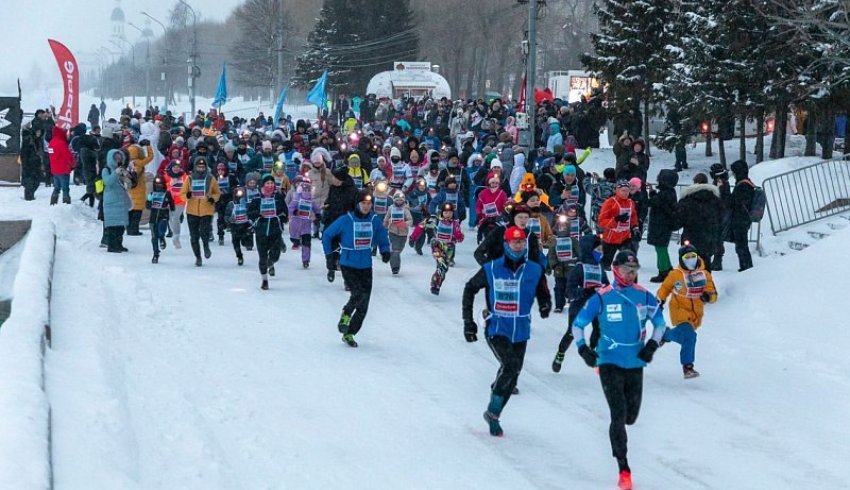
[295,0,419,94]
[582,0,676,151]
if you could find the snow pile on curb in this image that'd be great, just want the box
[0,217,55,489]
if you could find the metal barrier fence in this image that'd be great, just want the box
[762,159,850,235]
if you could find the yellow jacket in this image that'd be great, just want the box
[656,261,717,328]
[180,173,221,217]
[127,145,153,210]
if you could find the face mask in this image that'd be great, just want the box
[391,157,401,163]
[683,256,699,270]
[592,250,603,263]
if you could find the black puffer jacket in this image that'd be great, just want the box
[675,183,723,257]
[647,169,679,246]
[474,223,544,267]
[322,174,358,226]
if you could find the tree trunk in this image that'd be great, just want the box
[776,100,788,159]
[739,114,747,161]
[705,122,713,157]
[821,110,835,160]
[755,110,765,163]
[643,100,651,157]
[464,48,477,99]
[805,108,818,156]
[718,131,727,167]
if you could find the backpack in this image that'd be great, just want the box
[743,179,766,222]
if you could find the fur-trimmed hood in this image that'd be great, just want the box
[679,183,720,199]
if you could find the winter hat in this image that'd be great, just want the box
[262,140,273,151]
[332,165,349,181]
[730,159,749,178]
[510,203,530,218]
[613,250,639,268]
[224,142,235,152]
[348,153,361,164]
[175,136,185,145]
[490,159,503,169]
[393,191,406,201]
[563,165,577,176]
[390,147,402,159]
[710,163,728,180]
[504,226,527,242]
[356,189,373,203]
[486,172,500,184]
[261,173,276,186]
[629,177,642,189]
[616,179,631,189]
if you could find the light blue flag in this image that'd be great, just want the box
[273,86,288,125]
[306,70,327,109]
[213,64,228,108]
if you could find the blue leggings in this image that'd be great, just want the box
[663,322,697,365]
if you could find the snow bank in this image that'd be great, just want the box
[0,217,56,489]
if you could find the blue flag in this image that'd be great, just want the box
[273,86,288,126]
[306,70,327,109]
[213,64,228,108]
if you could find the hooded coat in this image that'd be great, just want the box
[101,149,132,227]
[127,145,154,210]
[647,169,680,246]
[675,183,723,257]
[48,126,74,176]
[322,172,359,226]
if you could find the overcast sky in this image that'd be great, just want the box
[2,0,243,96]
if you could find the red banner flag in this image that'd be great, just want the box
[47,39,79,130]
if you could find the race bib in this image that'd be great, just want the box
[247,188,260,201]
[483,202,498,218]
[390,207,405,224]
[191,178,206,198]
[150,191,166,210]
[262,156,274,172]
[567,184,579,203]
[583,264,603,289]
[284,158,297,175]
[233,203,248,224]
[353,221,373,250]
[297,199,313,218]
[392,164,406,181]
[374,195,388,214]
[493,278,520,317]
[527,217,541,237]
[555,236,573,262]
[260,197,277,218]
[570,218,581,238]
[217,176,230,194]
[353,175,364,190]
[615,206,632,232]
[445,192,459,205]
[417,194,427,206]
[684,270,707,298]
[435,220,453,242]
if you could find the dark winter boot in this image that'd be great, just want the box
[62,194,71,204]
[159,238,167,250]
[650,269,670,283]
[261,279,269,290]
[203,241,211,259]
[683,364,700,379]
[483,394,505,437]
[237,256,244,266]
[218,236,225,246]
[552,351,565,373]
[327,269,335,283]
[303,261,310,269]
[152,254,159,264]
[269,264,276,277]
[195,257,203,267]
[710,256,723,271]
[430,286,440,296]
[391,267,399,275]
[50,193,58,206]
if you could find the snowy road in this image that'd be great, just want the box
[9,181,840,489]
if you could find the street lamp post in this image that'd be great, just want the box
[128,21,152,111]
[178,0,198,118]
[112,38,136,108]
[141,11,169,111]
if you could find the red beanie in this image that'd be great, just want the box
[504,226,526,241]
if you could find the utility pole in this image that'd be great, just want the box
[525,0,540,151]
[179,0,198,118]
[128,21,153,111]
[276,0,285,111]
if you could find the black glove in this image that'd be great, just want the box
[207,197,216,204]
[381,251,391,263]
[539,302,551,319]
[139,139,151,147]
[631,227,641,241]
[408,238,415,248]
[578,344,598,368]
[463,320,478,343]
[638,339,660,363]
[615,214,630,223]
[325,255,336,271]
[700,292,712,302]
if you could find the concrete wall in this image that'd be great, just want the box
[0,220,31,255]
